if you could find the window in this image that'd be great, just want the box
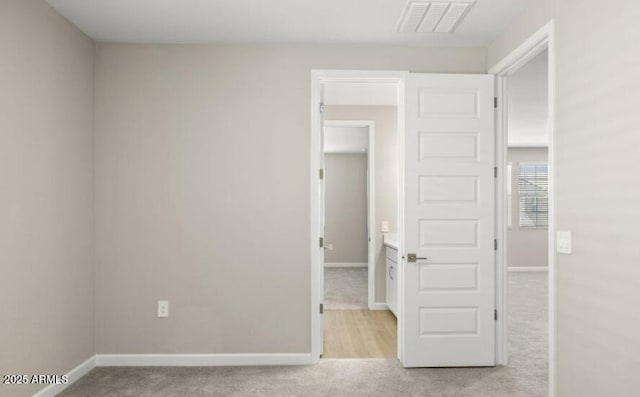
[518,163,548,229]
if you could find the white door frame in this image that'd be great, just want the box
[310,70,406,363]
[489,20,557,397]
[323,119,378,310]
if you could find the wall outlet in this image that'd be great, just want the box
[557,231,572,254]
[157,300,169,318]
[381,221,389,233]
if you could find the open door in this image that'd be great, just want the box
[403,73,495,367]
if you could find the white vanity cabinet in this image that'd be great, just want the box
[385,246,398,317]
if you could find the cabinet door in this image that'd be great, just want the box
[386,257,398,316]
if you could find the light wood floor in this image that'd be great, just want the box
[322,310,397,358]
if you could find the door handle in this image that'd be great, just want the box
[407,253,428,263]
[389,265,394,281]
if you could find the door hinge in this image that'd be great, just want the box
[319,102,325,113]
[494,309,498,321]
[494,97,498,108]
[319,237,324,248]
[319,168,324,180]
[494,166,498,178]
[320,303,324,314]
[494,239,498,250]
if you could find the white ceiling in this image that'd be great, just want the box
[507,49,549,147]
[47,0,526,46]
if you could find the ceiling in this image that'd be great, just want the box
[47,0,526,46]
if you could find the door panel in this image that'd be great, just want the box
[403,73,495,367]
[419,132,479,160]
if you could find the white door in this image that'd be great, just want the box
[403,73,495,367]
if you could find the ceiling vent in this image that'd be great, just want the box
[396,1,476,34]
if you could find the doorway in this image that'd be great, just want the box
[319,86,400,359]
[322,120,374,312]
[506,48,550,393]
[490,20,556,397]
[311,67,504,367]
[312,70,499,367]
[310,71,405,361]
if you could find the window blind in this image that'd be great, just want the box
[518,163,548,229]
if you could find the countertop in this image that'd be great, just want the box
[383,233,398,250]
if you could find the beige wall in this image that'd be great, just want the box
[8,1,640,392]
[324,106,398,303]
[507,148,548,267]
[94,44,486,354]
[490,1,640,395]
[0,1,95,396]
[324,154,368,264]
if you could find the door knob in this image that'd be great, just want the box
[407,253,428,263]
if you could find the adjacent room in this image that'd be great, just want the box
[504,48,550,392]
[2,1,640,397]
[321,82,400,359]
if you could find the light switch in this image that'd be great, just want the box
[157,300,169,318]
[557,231,572,254]
[381,221,389,233]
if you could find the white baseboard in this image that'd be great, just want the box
[508,266,548,272]
[95,353,314,367]
[32,353,313,394]
[369,302,388,310]
[324,262,367,268]
[33,355,96,397]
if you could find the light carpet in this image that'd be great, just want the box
[60,272,547,397]
[323,267,368,310]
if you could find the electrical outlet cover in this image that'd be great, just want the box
[157,300,169,318]
[557,231,572,254]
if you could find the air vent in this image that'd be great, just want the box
[396,1,476,34]
[417,2,450,33]
[397,2,431,33]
